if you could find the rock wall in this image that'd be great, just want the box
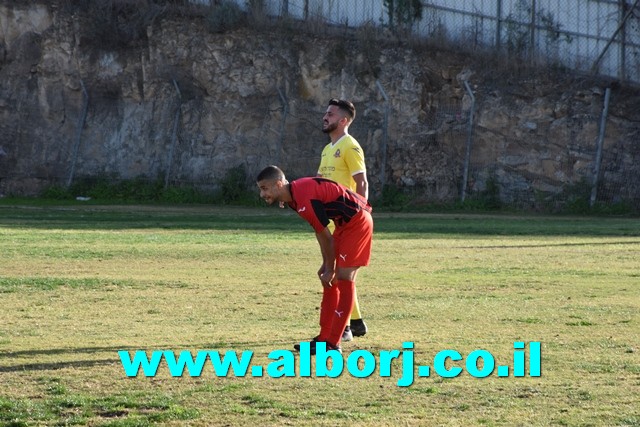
[1,2,639,207]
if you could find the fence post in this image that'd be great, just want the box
[276,86,288,165]
[619,0,627,81]
[375,80,390,194]
[529,0,536,63]
[460,80,476,203]
[590,87,611,208]
[165,79,182,190]
[495,0,503,50]
[591,0,640,76]
[67,80,89,189]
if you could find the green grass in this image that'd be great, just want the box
[1,204,639,426]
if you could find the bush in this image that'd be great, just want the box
[376,183,410,211]
[72,0,165,48]
[206,1,245,34]
[40,170,263,206]
[216,164,255,204]
[41,185,74,200]
[41,175,213,204]
[384,0,423,32]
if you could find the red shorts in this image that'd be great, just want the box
[333,210,373,268]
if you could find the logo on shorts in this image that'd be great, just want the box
[335,310,344,317]
[339,254,347,261]
[334,149,341,158]
[298,207,306,213]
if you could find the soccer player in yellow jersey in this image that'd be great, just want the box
[317,98,369,341]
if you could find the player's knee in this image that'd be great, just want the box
[336,267,359,281]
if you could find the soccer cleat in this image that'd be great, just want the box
[293,336,319,351]
[350,319,368,337]
[342,325,353,342]
[294,340,342,354]
[323,342,342,354]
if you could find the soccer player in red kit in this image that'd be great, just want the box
[256,165,373,353]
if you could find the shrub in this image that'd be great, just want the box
[41,185,73,200]
[384,0,423,32]
[376,183,410,211]
[206,1,245,34]
[216,164,252,204]
[73,0,164,48]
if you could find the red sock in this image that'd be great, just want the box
[326,280,355,346]
[318,284,339,340]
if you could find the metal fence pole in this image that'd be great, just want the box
[460,80,476,203]
[619,0,627,81]
[67,80,89,188]
[591,0,640,76]
[529,0,536,63]
[496,0,503,51]
[375,80,390,194]
[590,87,611,208]
[276,86,288,165]
[165,79,182,189]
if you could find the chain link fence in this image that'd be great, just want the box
[222,0,640,84]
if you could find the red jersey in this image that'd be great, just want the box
[288,177,372,233]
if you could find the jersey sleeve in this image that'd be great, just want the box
[291,179,331,233]
[343,140,366,176]
[297,200,329,233]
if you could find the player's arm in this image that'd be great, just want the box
[353,172,369,200]
[344,143,368,199]
[315,228,335,288]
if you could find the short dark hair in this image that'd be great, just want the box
[256,165,285,182]
[328,98,356,122]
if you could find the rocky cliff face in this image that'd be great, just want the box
[1,2,639,207]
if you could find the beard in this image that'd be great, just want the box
[322,121,338,134]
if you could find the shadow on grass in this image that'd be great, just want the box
[1,205,640,237]
[0,358,118,373]
[0,339,305,373]
[450,240,640,249]
[0,345,143,358]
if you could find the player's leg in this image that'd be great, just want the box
[349,288,368,337]
[342,211,371,339]
[327,211,373,348]
[351,289,362,320]
[325,267,359,347]
[329,220,355,342]
[318,283,339,339]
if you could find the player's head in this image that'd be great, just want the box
[256,165,287,205]
[323,98,356,134]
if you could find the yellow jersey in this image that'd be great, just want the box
[317,134,366,192]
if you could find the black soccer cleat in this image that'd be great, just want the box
[294,340,342,355]
[350,319,368,337]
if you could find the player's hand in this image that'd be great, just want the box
[319,267,335,288]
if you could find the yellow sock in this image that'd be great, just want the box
[350,286,362,320]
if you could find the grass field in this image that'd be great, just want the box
[0,204,639,426]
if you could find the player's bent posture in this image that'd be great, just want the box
[256,165,373,354]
